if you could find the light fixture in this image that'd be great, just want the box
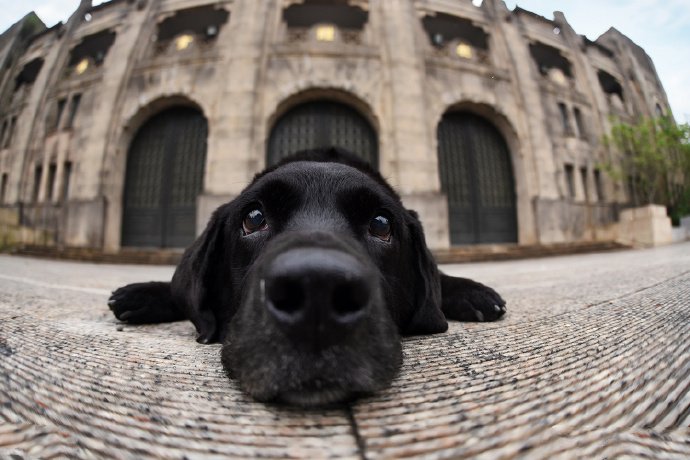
[175,34,194,50]
[549,68,567,85]
[75,58,89,75]
[315,25,335,42]
[456,42,473,59]
[472,0,483,6]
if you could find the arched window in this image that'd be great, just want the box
[267,100,378,168]
[122,106,207,248]
[437,112,517,244]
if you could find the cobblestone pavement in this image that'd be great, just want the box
[1,243,689,459]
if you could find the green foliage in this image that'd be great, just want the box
[603,115,690,224]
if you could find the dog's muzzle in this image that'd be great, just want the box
[223,231,402,406]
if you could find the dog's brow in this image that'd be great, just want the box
[256,179,301,209]
[339,185,391,214]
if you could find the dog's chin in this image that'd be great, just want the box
[222,333,402,407]
[223,348,400,407]
[274,386,359,407]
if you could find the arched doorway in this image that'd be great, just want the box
[267,100,378,168]
[437,111,517,245]
[121,106,207,248]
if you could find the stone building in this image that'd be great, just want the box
[0,0,672,252]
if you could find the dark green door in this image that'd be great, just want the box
[438,112,517,245]
[267,100,378,168]
[122,107,207,248]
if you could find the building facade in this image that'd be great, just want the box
[0,0,672,251]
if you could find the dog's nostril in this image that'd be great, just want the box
[332,280,370,318]
[267,277,304,315]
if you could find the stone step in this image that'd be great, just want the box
[10,241,630,266]
[433,241,630,264]
[12,245,184,265]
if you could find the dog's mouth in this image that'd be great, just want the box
[273,379,362,406]
[222,338,402,406]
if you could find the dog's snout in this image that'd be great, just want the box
[264,248,372,344]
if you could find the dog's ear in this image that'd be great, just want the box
[403,210,449,335]
[171,203,231,344]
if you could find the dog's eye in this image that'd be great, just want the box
[369,215,392,241]
[243,209,268,235]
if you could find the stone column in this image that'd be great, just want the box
[196,0,277,234]
[378,0,449,249]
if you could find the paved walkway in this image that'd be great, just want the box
[1,243,689,458]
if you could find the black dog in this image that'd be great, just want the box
[109,148,506,406]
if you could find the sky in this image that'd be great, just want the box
[1,0,688,123]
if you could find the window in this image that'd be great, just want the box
[421,13,489,51]
[580,167,589,202]
[66,94,81,129]
[46,163,57,202]
[0,173,7,204]
[283,1,367,31]
[597,70,624,102]
[157,5,229,44]
[53,98,67,131]
[68,30,117,68]
[594,169,605,202]
[3,117,16,148]
[61,161,72,202]
[655,104,664,117]
[558,103,572,136]
[33,165,43,203]
[627,175,641,205]
[0,120,7,147]
[564,164,575,198]
[14,58,44,90]
[574,107,586,138]
[529,42,573,78]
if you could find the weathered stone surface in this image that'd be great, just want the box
[618,204,674,247]
[1,242,689,458]
[0,0,673,251]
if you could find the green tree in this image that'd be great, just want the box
[603,115,690,224]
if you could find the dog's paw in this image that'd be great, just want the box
[441,275,506,322]
[108,282,181,324]
[457,284,506,322]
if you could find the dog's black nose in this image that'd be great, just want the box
[264,248,372,346]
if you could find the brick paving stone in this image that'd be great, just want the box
[1,243,689,458]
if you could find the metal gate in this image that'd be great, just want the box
[122,107,207,248]
[267,100,378,168]
[437,112,517,245]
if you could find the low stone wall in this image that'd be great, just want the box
[0,206,56,250]
[617,204,673,247]
[533,198,619,244]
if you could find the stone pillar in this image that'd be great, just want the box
[78,4,153,200]
[484,0,543,244]
[378,0,449,249]
[378,0,438,194]
[10,2,93,204]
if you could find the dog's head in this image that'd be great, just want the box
[172,148,448,405]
